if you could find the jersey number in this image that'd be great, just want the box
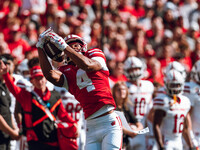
[134,97,146,116]
[173,114,185,133]
[76,69,95,92]
[65,102,82,121]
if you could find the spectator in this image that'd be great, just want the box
[0,115,20,141]
[179,0,197,29]
[0,63,77,150]
[3,17,31,65]
[147,57,164,86]
[158,43,175,73]
[50,10,70,38]
[20,0,46,26]
[0,32,10,54]
[112,81,143,150]
[186,22,200,51]
[191,37,200,65]
[109,34,128,62]
[0,54,20,150]
[109,61,127,88]
[154,0,165,18]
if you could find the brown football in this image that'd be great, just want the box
[43,41,64,62]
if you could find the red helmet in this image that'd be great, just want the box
[64,34,87,53]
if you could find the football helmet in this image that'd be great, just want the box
[164,69,184,96]
[17,59,30,79]
[191,60,200,83]
[165,61,186,80]
[64,35,87,64]
[124,56,144,81]
[64,34,87,53]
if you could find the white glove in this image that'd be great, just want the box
[36,27,52,49]
[47,31,68,51]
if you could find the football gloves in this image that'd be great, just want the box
[47,31,68,52]
[36,27,52,49]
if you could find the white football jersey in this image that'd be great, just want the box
[54,86,86,150]
[127,80,154,125]
[153,94,191,139]
[183,81,200,133]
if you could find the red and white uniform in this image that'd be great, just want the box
[58,48,122,150]
[54,86,86,150]
[153,93,191,150]
[126,80,154,150]
[183,81,200,148]
[58,48,116,119]
[127,80,154,126]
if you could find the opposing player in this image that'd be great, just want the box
[156,61,187,96]
[123,56,154,150]
[153,69,194,150]
[54,86,86,150]
[183,60,200,149]
[36,28,123,150]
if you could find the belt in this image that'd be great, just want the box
[93,110,114,119]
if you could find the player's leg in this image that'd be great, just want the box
[85,112,122,150]
[164,138,183,150]
[85,119,102,150]
[101,112,123,150]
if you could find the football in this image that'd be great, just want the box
[43,41,64,62]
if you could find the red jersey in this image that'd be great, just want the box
[58,48,116,119]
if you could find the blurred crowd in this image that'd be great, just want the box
[1,0,200,150]
[1,0,200,87]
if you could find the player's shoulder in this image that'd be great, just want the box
[140,80,154,90]
[184,81,199,94]
[85,48,106,59]
[153,94,170,109]
[156,86,166,96]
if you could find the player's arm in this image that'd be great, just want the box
[153,109,166,150]
[37,47,65,87]
[46,31,102,72]
[63,46,102,72]
[182,111,197,150]
[36,28,65,87]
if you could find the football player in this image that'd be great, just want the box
[153,69,195,150]
[124,56,154,150]
[156,61,187,96]
[54,86,86,150]
[36,28,123,150]
[183,60,200,149]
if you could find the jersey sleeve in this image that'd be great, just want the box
[153,95,169,111]
[57,66,69,90]
[85,48,108,71]
[184,83,197,107]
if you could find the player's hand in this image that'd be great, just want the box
[36,27,52,49]
[47,31,68,51]
[0,60,8,75]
